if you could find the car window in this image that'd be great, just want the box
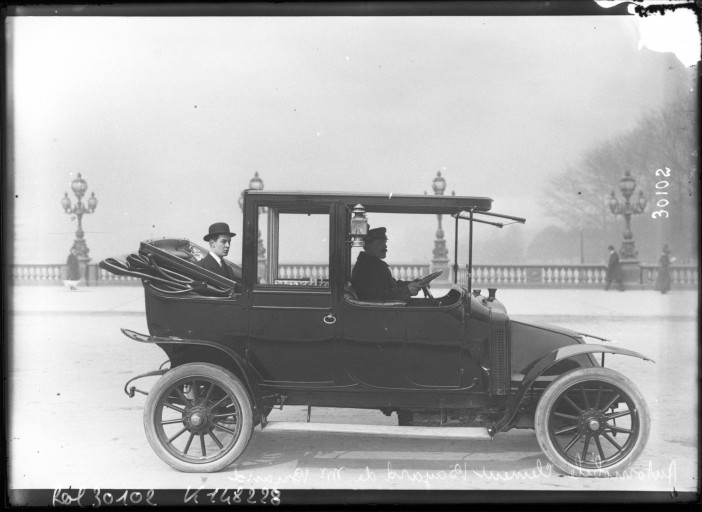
[257,209,330,287]
[348,212,437,281]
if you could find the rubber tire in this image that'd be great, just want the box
[144,363,253,473]
[535,367,650,477]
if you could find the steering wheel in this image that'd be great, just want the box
[422,286,438,306]
[415,270,443,288]
[416,271,443,306]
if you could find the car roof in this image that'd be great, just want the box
[244,191,493,214]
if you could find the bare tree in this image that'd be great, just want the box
[544,72,698,260]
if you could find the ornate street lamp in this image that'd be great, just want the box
[608,170,647,260]
[238,171,265,213]
[61,173,98,261]
[432,170,447,196]
[429,171,451,282]
[239,172,267,277]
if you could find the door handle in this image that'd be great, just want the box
[323,313,336,325]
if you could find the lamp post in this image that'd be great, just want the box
[608,170,647,287]
[608,171,647,260]
[239,172,266,279]
[430,171,451,283]
[61,173,98,283]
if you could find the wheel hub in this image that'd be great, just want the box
[587,418,601,431]
[184,406,211,433]
[190,412,205,426]
[578,409,605,433]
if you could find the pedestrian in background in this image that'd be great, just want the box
[655,244,674,294]
[64,247,81,290]
[604,245,624,291]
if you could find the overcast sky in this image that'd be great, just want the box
[7,6,699,264]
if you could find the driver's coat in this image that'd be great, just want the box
[351,251,412,301]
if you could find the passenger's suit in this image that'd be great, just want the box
[197,253,235,280]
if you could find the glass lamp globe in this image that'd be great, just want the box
[71,173,88,200]
[432,171,446,196]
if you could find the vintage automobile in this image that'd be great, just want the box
[100,191,652,476]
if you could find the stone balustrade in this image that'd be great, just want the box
[640,264,699,287]
[459,264,698,288]
[390,264,431,281]
[10,262,698,289]
[96,266,141,284]
[11,264,65,283]
[277,264,330,281]
[275,264,430,282]
[264,264,429,283]
[459,264,610,288]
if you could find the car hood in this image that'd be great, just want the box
[510,319,586,374]
[511,319,584,340]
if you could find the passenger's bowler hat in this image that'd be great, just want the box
[204,222,236,242]
[365,227,388,243]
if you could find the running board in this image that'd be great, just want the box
[262,421,492,439]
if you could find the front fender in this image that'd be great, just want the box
[490,344,653,435]
[120,328,268,426]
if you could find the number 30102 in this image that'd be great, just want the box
[651,167,671,219]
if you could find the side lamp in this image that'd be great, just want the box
[349,204,368,247]
[87,192,98,213]
[61,192,71,213]
[608,191,618,214]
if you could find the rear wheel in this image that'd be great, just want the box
[144,363,253,472]
[535,367,649,477]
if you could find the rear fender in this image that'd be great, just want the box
[490,344,653,435]
[120,328,268,426]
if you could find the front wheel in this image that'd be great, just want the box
[535,367,650,477]
[144,363,253,472]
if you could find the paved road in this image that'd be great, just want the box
[7,286,698,504]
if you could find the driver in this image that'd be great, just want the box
[351,227,421,301]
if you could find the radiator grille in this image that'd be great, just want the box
[490,321,511,395]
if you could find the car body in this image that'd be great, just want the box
[101,191,652,475]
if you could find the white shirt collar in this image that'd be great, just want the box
[209,251,223,265]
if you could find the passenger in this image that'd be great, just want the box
[198,222,237,280]
[351,227,421,301]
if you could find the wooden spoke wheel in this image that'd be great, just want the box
[535,367,650,476]
[144,363,253,472]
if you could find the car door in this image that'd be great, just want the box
[341,292,466,389]
[247,205,336,385]
[341,300,407,388]
[339,211,463,389]
[404,302,463,388]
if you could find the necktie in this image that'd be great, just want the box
[221,261,230,279]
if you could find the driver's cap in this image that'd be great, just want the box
[365,227,387,242]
